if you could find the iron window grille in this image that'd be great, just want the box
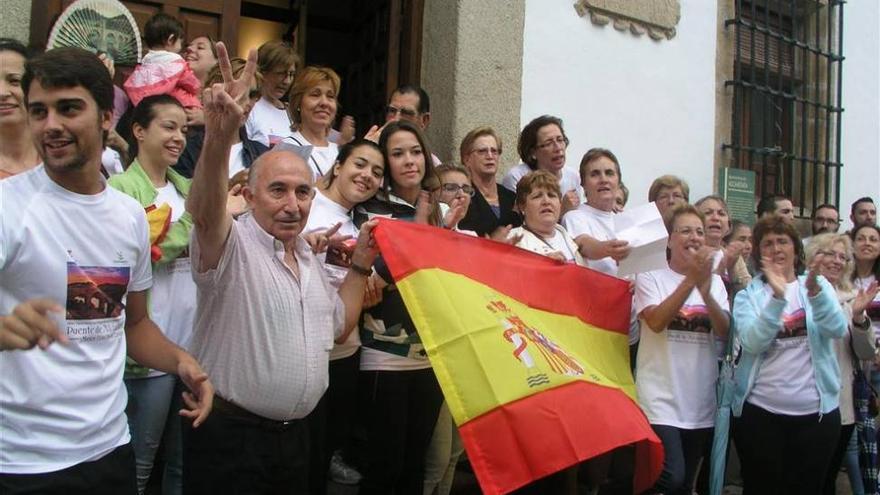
[724,0,844,218]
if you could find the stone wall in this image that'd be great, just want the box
[420,0,525,167]
[1,0,31,45]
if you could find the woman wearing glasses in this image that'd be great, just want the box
[457,126,522,237]
[634,205,730,494]
[501,115,584,212]
[281,66,341,179]
[245,41,298,147]
[803,234,877,494]
[732,216,847,494]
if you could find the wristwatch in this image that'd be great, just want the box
[350,263,372,277]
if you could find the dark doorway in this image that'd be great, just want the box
[240,0,423,136]
[302,0,423,135]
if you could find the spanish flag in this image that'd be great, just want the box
[373,219,664,494]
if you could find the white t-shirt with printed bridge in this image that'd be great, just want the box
[0,166,152,474]
[747,280,820,415]
[634,267,729,428]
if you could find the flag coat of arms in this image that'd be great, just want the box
[373,219,664,494]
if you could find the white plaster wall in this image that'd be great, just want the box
[520,0,718,207]
[840,1,880,231]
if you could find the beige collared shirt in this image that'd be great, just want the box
[189,213,344,420]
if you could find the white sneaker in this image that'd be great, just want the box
[328,451,362,485]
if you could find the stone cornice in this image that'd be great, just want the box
[574,0,681,41]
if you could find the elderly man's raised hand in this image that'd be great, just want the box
[203,42,258,141]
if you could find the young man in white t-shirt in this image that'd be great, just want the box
[0,47,213,494]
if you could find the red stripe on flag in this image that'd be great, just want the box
[457,380,664,494]
[374,218,632,334]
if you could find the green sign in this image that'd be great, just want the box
[718,167,756,225]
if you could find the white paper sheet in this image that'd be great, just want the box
[614,202,669,277]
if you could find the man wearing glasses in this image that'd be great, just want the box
[383,85,442,165]
[803,204,840,246]
[385,84,431,130]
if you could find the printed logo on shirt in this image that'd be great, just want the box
[669,305,711,334]
[776,308,807,339]
[65,263,129,341]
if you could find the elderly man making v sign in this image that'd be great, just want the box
[182,43,379,494]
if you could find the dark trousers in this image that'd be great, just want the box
[734,402,840,495]
[307,351,361,495]
[648,425,712,495]
[327,352,361,462]
[0,443,137,495]
[182,401,309,495]
[823,423,856,495]
[358,368,444,495]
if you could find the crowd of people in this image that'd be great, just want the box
[2,10,880,495]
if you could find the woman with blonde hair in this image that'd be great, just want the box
[805,234,877,494]
[281,65,342,178]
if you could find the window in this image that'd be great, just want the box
[723,0,844,218]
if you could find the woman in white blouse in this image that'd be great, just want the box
[244,41,298,147]
[508,170,585,265]
[282,66,341,179]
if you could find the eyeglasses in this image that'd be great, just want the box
[471,147,500,157]
[270,69,296,80]
[386,105,418,118]
[814,217,839,225]
[657,192,685,202]
[440,183,475,196]
[536,137,568,151]
[674,227,705,238]
[818,250,849,263]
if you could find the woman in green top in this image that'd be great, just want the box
[108,94,192,495]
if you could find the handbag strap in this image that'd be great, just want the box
[848,327,880,401]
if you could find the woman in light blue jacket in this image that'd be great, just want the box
[732,215,847,495]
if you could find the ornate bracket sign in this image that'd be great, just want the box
[574,0,681,40]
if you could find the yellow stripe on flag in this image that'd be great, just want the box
[397,268,633,424]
